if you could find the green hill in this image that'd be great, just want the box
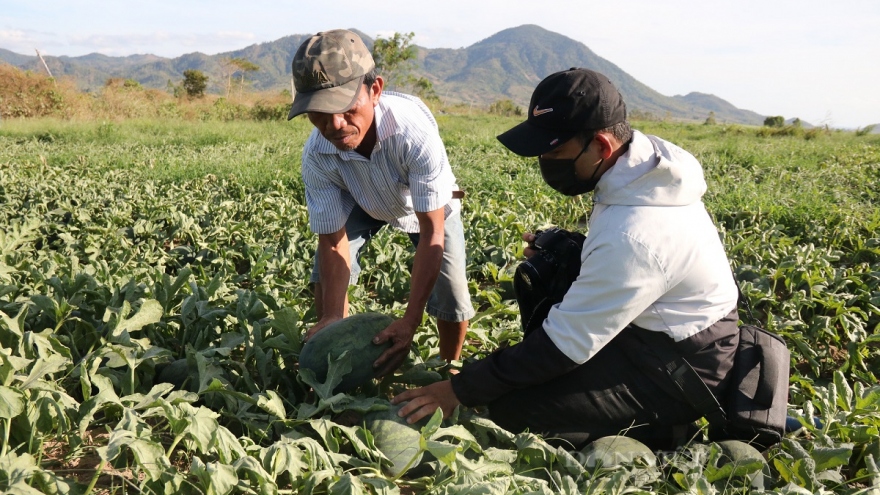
[0,25,764,124]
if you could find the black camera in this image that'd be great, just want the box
[515,227,586,334]
[531,227,568,252]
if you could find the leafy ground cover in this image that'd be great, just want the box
[0,116,879,493]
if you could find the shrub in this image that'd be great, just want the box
[763,115,785,128]
[250,101,289,121]
[182,69,208,98]
[0,64,78,118]
[704,111,717,125]
[488,99,523,117]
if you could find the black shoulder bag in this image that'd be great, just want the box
[641,276,790,449]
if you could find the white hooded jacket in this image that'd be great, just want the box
[451,130,739,406]
[544,130,738,364]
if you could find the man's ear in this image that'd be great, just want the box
[594,133,615,159]
[370,76,384,105]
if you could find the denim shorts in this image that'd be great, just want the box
[310,205,475,323]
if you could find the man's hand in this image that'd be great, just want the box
[303,315,343,342]
[372,319,418,377]
[523,232,539,258]
[392,380,461,424]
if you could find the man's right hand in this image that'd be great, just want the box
[523,232,539,258]
[303,315,344,342]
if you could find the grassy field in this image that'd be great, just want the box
[1,115,879,493]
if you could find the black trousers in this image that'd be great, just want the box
[487,309,740,450]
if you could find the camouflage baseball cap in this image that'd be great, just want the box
[288,29,375,120]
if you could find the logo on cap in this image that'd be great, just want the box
[533,106,553,117]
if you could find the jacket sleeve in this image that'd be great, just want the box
[450,326,579,406]
[450,229,669,406]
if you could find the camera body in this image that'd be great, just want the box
[515,227,586,334]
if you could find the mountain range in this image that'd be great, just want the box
[0,25,766,125]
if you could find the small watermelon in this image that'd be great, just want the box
[298,312,394,393]
[580,435,657,469]
[364,403,423,477]
[715,440,769,489]
[580,435,660,484]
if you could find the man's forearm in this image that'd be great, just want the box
[317,232,351,319]
[402,236,443,324]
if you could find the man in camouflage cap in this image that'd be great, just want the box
[289,29,474,376]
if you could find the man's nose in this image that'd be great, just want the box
[329,113,346,130]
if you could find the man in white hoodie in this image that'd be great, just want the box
[393,68,740,449]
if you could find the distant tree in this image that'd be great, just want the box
[412,77,439,102]
[182,70,208,98]
[372,32,442,104]
[791,118,802,128]
[372,32,418,89]
[704,111,717,125]
[166,79,183,98]
[221,57,260,99]
[763,116,785,128]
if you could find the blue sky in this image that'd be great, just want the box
[1,0,878,128]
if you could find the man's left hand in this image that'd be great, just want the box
[392,380,460,424]
[372,319,418,377]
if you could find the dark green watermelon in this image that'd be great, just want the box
[298,312,394,393]
[715,440,769,489]
[364,403,423,477]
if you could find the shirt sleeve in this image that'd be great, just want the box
[449,229,670,406]
[401,112,453,213]
[450,326,579,406]
[301,150,355,235]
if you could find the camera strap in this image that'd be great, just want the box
[630,328,728,428]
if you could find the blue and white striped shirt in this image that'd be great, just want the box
[301,91,460,234]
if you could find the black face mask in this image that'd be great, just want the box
[538,142,603,196]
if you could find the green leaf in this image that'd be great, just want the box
[0,451,38,486]
[0,305,28,340]
[256,390,286,419]
[187,406,221,452]
[270,306,302,354]
[298,351,352,400]
[0,385,25,419]
[191,456,238,495]
[425,439,459,470]
[811,444,853,471]
[420,407,443,439]
[128,437,170,481]
[328,472,365,495]
[19,354,68,389]
[112,299,163,337]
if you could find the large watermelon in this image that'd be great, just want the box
[364,403,424,477]
[298,312,394,393]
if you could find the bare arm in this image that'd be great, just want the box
[305,227,351,340]
[372,207,445,376]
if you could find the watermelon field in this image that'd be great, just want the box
[1,115,879,494]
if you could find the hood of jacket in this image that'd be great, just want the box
[592,130,707,207]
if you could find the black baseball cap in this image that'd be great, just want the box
[497,68,627,157]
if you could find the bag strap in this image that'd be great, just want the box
[631,328,728,428]
[731,269,757,325]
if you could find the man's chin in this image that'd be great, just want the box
[330,136,360,151]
